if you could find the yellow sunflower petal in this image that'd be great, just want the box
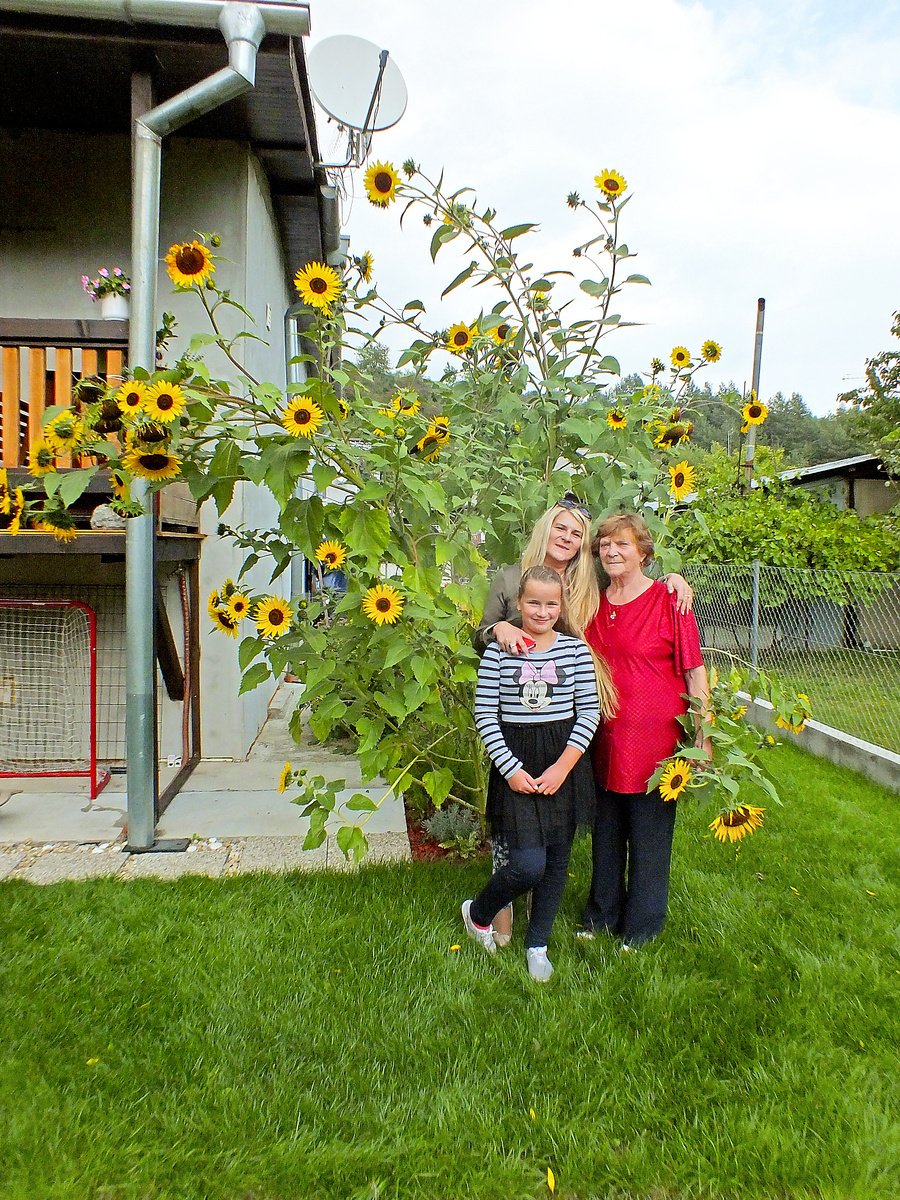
[144,381,187,424]
[668,460,696,503]
[281,395,324,439]
[594,169,627,198]
[294,261,342,312]
[659,758,692,802]
[363,161,401,207]
[447,322,475,354]
[255,595,294,639]
[314,539,348,569]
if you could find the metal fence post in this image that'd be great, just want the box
[750,559,760,676]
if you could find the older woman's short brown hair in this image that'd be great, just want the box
[592,511,655,565]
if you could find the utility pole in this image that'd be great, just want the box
[742,298,766,487]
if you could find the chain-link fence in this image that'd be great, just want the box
[682,563,900,754]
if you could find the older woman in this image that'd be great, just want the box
[580,511,710,947]
[476,497,693,945]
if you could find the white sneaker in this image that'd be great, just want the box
[461,900,496,955]
[526,946,554,983]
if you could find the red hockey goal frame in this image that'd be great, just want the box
[0,598,110,799]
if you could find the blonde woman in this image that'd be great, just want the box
[475,495,692,945]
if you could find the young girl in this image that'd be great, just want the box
[463,565,612,982]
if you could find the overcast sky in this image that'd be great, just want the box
[308,0,900,415]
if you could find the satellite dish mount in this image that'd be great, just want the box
[308,35,408,169]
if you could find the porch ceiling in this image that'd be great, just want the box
[0,11,326,267]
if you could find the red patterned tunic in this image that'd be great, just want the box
[585,580,704,793]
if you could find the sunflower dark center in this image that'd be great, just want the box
[156,393,174,410]
[375,597,391,612]
[374,171,392,192]
[268,609,285,625]
[674,472,685,488]
[749,406,761,418]
[310,277,328,294]
[497,325,510,340]
[453,331,468,346]
[125,391,141,406]
[724,808,749,828]
[140,453,170,470]
[325,553,337,565]
[669,773,684,789]
[605,178,619,191]
[294,409,311,426]
[176,246,205,274]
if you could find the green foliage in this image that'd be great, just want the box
[840,308,900,474]
[422,803,483,858]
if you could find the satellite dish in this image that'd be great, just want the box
[308,35,408,133]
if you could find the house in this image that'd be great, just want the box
[0,1,337,808]
[778,454,899,517]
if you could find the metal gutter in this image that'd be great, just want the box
[0,1,310,35]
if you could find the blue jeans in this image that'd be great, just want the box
[581,789,677,945]
[470,840,573,948]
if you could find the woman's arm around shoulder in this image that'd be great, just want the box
[474,563,522,654]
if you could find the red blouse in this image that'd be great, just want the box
[585,580,704,793]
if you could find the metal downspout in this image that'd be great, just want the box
[125,2,266,849]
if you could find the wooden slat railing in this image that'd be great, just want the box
[0,318,128,468]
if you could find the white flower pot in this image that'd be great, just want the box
[99,292,130,320]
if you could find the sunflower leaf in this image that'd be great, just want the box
[238,636,263,671]
[500,222,538,240]
[312,463,337,493]
[625,273,652,285]
[339,506,390,560]
[441,261,478,299]
[239,662,271,695]
[422,767,454,806]
[580,278,609,298]
[429,224,458,261]
[344,793,378,812]
[57,466,98,507]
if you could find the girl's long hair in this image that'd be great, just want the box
[520,505,616,718]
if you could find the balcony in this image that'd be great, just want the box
[0,317,200,551]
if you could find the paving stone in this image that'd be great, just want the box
[121,848,228,880]
[0,850,26,880]
[20,850,128,885]
[233,837,328,875]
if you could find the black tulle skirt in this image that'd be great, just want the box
[485,718,596,849]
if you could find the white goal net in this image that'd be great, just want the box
[0,602,93,772]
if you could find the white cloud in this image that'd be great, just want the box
[309,0,900,412]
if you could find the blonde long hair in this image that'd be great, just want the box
[521,505,616,717]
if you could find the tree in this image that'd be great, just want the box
[840,309,900,474]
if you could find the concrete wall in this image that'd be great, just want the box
[1,129,310,761]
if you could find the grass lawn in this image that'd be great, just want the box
[761,648,900,753]
[1,744,897,1200]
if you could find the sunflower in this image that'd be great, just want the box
[594,168,628,199]
[144,381,187,424]
[701,339,722,363]
[412,431,442,462]
[121,447,182,482]
[655,422,694,448]
[710,805,765,843]
[741,399,769,427]
[642,383,661,399]
[659,758,692,802]
[670,346,691,369]
[732,705,747,721]
[391,391,421,417]
[294,261,342,312]
[110,469,129,501]
[606,410,627,430]
[363,161,401,207]
[165,240,215,288]
[335,398,349,420]
[116,380,148,418]
[126,421,170,448]
[490,322,514,346]
[278,761,292,794]
[447,322,475,354]
[226,592,251,621]
[40,506,78,542]
[0,467,8,514]
[668,460,696,502]
[255,595,294,639]
[44,411,83,453]
[429,415,451,445]
[210,607,239,638]
[530,291,549,312]
[207,589,222,620]
[281,394,324,438]
[28,440,57,477]
[315,540,348,570]
[356,251,374,282]
[650,356,665,375]
[361,582,404,626]
[0,487,24,535]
